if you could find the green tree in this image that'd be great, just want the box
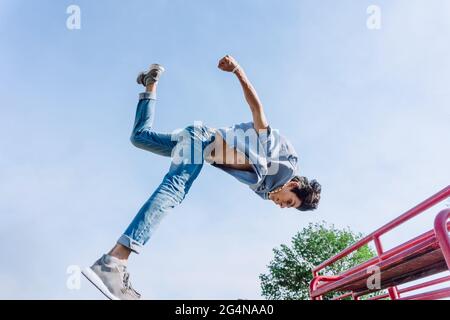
[260,222,376,300]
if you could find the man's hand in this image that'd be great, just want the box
[218,55,239,72]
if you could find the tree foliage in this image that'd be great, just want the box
[260,222,376,300]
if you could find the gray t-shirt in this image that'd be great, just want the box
[211,121,299,200]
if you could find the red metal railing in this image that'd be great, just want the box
[310,186,450,300]
[435,209,450,269]
[367,275,450,300]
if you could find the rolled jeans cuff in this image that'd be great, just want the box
[139,91,157,100]
[117,234,143,254]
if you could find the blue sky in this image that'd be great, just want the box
[0,0,449,299]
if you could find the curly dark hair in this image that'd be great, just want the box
[290,176,321,211]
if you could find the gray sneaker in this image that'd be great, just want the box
[136,64,165,87]
[82,254,141,300]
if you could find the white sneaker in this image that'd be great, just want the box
[136,64,165,87]
[82,254,141,300]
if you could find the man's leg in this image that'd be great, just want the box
[109,160,203,259]
[116,126,208,254]
[83,65,188,300]
[130,83,177,157]
[108,123,214,261]
[83,125,211,300]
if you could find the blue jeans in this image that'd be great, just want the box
[117,93,216,253]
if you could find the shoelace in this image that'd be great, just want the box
[121,267,141,297]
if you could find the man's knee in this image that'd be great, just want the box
[130,128,152,148]
[130,130,143,148]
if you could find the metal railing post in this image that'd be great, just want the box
[374,236,400,299]
[434,209,450,270]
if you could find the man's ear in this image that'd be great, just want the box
[287,181,299,190]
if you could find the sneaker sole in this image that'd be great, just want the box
[82,267,120,300]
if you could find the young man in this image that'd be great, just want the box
[82,55,321,300]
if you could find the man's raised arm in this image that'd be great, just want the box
[218,55,269,132]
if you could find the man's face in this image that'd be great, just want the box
[269,182,302,209]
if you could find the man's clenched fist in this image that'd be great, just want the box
[218,55,240,72]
